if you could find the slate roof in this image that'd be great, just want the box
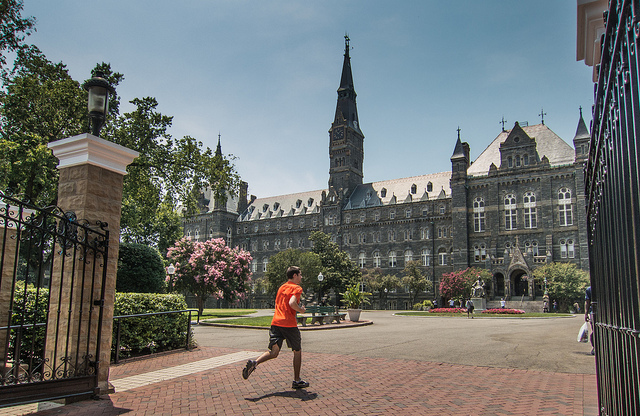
[239,189,324,221]
[345,171,451,210]
[467,123,575,177]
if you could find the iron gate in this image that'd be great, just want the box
[0,190,109,407]
[585,1,640,415]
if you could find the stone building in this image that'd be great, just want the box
[183,37,589,308]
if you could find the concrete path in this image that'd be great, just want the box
[2,310,598,415]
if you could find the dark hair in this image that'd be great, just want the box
[286,266,301,280]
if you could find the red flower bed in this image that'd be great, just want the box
[429,307,466,313]
[481,308,525,314]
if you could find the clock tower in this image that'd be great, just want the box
[328,35,364,197]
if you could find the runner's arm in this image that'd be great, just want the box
[289,294,306,313]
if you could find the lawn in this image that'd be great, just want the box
[198,309,257,319]
[206,316,273,327]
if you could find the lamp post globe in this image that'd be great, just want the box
[82,70,116,137]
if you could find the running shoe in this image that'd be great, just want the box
[292,380,310,389]
[242,360,256,379]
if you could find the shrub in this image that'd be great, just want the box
[117,242,166,293]
[429,307,465,313]
[8,282,48,362]
[422,300,434,309]
[481,308,525,315]
[112,292,194,360]
[413,302,423,311]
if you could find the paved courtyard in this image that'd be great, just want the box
[3,311,598,415]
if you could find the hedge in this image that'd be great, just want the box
[112,292,195,360]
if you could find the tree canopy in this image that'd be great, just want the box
[533,262,589,311]
[116,242,166,294]
[402,261,433,306]
[0,25,240,252]
[309,231,361,299]
[263,248,321,297]
[0,0,36,70]
[439,267,491,302]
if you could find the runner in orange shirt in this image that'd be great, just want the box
[242,266,309,389]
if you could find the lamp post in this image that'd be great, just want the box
[82,70,116,137]
[317,272,324,305]
[167,263,176,291]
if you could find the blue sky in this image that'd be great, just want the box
[22,1,594,198]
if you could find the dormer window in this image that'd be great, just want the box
[296,200,302,209]
[427,182,433,192]
[411,184,417,194]
[381,188,387,198]
[307,198,314,207]
[274,202,280,210]
[263,204,269,212]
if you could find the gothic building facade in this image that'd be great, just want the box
[183,37,590,307]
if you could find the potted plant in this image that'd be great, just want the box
[340,284,371,322]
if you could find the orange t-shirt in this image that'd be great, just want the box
[271,281,303,328]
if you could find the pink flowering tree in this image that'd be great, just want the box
[166,237,252,315]
[439,267,491,303]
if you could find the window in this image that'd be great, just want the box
[473,197,485,232]
[381,188,387,197]
[558,188,573,226]
[373,251,381,267]
[508,156,513,168]
[298,239,305,248]
[254,224,259,232]
[358,252,366,268]
[389,251,397,267]
[515,155,521,167]
[263,258,268,272]
[474,244,487,262]
[438,227,444,238]
[389,209,396,219]
[404,229,412,241]
[360,213,366,222]
[504,194,517,230]
[194,228,200,240]
[422,207,428,216]
[560,239,575,258]
[251,259,257,273]
[288,221,292,230]
[286,238,292,248]
[404,250,413,264]
[373,231,381,243]
[439,206,445,215]
[388,230,396,242]
[525,240,539,256]
[312,218,317,227]
[374,211,380,221]
[438,248,447,265]
[421,228,431,239]
[523,154,529,165]
[358,233,366,244]
[251,241,258,251]
[344,233,352,245]
[345,214,351,224]
[523,192,537,229]
[275,239,281,250]
[411,184,417,194]
[265,223,270,231]
[405,208,412,218]
[421,248,431,266]
[226,227,232,246]
[299,219,305,228]
[276,222,281,230]
[263,240,269,250]
[427,182,433,192]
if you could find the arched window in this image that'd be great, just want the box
[358,252,366,268]
[473,197,485,232]
[523,192,537,229]
[263,258,268,272]
[558,187,573,226]
[421,248,431,266]
[474,244,487,262]
[504,194,517,230]
[389,251,397,267]
[438,248,447,265]
[561,239,576,259]
[404,250,413,264]
[525,240,539,256]
[373,251,381,268]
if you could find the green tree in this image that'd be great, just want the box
[264,248,321,297]
[116,242,166,293]
[309,231,361,303]
[0,0,36,70]
[0,47,86,205]
[362,268,400,308]
[533,262,589,312]
[402,261,433,306]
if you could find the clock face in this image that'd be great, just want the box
[333,129,343,140]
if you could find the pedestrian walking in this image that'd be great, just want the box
[500,298,506,309]
[449,298,455,308]
[466,299,475,319]
[242,266,310,389]
[584,286,595,355]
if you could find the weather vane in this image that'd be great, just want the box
[539,107,547,125]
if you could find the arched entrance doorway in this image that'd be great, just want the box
[510,269,529,297]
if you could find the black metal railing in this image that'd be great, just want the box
[112,310,198,364]
[585,1,640,415]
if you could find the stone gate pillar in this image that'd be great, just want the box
[47,134,138,394]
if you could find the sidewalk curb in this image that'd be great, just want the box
[198,320,373,330]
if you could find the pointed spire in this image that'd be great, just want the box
[574,107,590,140]
[451,127,465,159]
[334,34,360,132]
[216,132,222,157]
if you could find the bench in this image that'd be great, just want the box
[297,306,345,326]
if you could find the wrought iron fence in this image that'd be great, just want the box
[0,190,109,407]
[585,1,640,415]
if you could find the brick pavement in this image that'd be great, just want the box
[16,346,596,416]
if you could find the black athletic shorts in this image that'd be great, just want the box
[268,325,302,351]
